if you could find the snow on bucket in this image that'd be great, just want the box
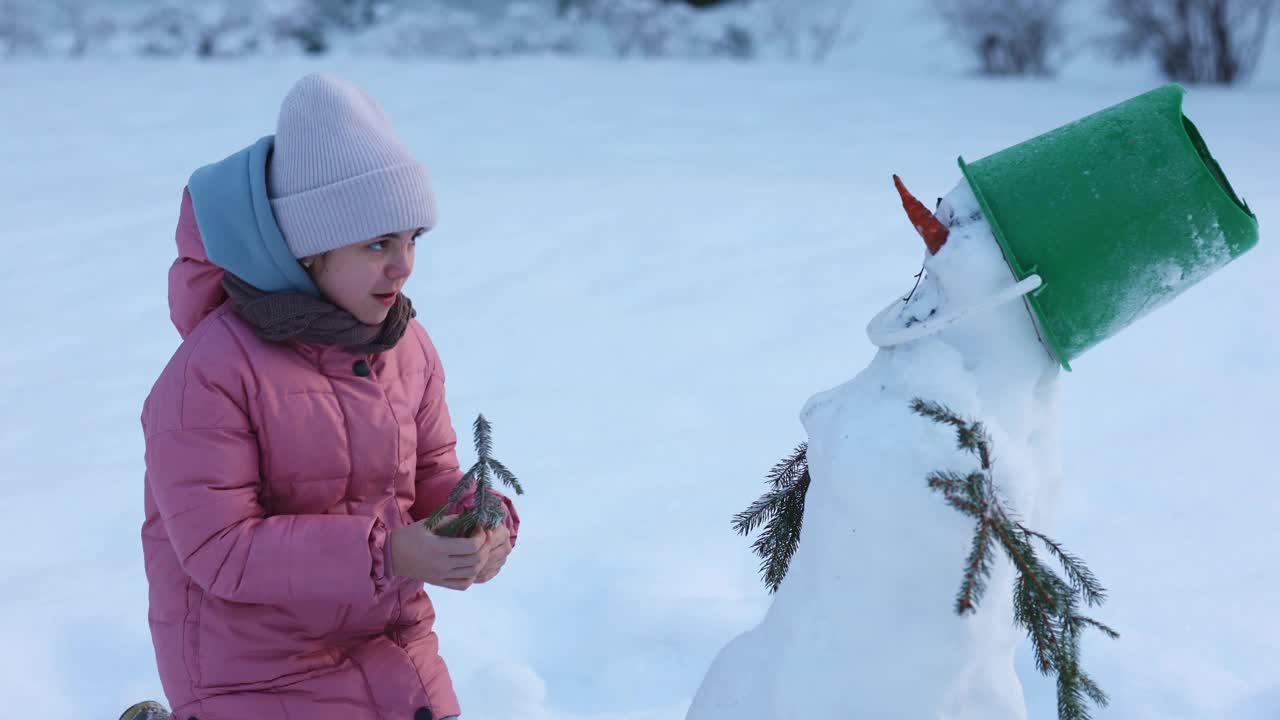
[958,83,1259,370]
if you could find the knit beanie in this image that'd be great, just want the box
[268,73,437,259]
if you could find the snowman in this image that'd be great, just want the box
[686,175,1061,720]
[686,84,1258,720]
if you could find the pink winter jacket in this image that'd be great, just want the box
[140,189,518,720]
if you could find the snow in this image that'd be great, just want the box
[688,181,1061,719]
[0,20,1277,720]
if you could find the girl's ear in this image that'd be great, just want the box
[300,252,327,272]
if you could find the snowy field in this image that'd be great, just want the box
[0,24,1277,720]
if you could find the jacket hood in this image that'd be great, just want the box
[187,136,320,295]
[167,187,226,338]
[169,137,321,337]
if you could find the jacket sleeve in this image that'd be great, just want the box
[409,360,520,547]
[145,370,391,606]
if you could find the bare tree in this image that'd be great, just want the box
[559,0,736,10]
[0,0,45,57]
[54,0,117,57]
[808,0,855,62]
[934,0,1068,76]
[133,1,290,58]
[600,0,674,57]
[557,0,592,16]
[376,4,482,58]
[590,0,732,58]
[761,0,856,63]
[498,2,580,55]
[1107,0,1275,84]
[272,12,328,55]
[307,0,393,31]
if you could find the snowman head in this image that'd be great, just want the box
[883,175,1056,378]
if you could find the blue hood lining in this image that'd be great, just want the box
[187,136,321,297]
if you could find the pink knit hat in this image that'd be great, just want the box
[268,73,437,259]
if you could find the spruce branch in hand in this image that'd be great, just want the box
[425,414,525,538]
[733,443,811,593]
[911,398,1118,720]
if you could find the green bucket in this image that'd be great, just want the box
[958,83,1259,370]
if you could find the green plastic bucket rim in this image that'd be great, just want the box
[957,83,1257,372]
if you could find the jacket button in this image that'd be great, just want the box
[353,359,371,377]
[414,709,432,720]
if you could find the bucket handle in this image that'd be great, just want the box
[867,274,1044,348]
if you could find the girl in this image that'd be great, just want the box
[125,73,518,720]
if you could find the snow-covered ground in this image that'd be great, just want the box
[0,15,1276,720]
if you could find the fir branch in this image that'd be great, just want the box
[486,457,525,495]
[1074,615,1120,640]
[424,465,478,531]
[475,455,493,505]
[733,494,780,537]
[734,443,811,593]
[964,470,988,507]
[474,467,496,514]
[912,397,1116,720]
[1078,670,1110,706]
[976,428,993,471]
[1014,573,1058,674]
[427,414,523,538]
[435,512,477,538]
[732,443,808,538]
[1021,525,1107,607]
[423,505,450,532]
[996,515,1076,673]
[760,467,809,592]
[910,398,966,429]
[942,493,984,518]
[767,442,809,490]
[956,514,995,614]
[925,469,966,494]
[909,398,994,470]
[472,414,494,459]
[447,466,480,507]
[1056,664,1091,720]
[475,490,507,530]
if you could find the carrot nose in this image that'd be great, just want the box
[893,174,949,255]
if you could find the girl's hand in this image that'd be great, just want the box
[389,515,490,591]
[475,524,512,584]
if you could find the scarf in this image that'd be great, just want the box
[221,272,415,354]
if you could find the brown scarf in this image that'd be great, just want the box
[222,273,415,354]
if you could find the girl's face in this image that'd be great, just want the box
[303,228,423,325]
